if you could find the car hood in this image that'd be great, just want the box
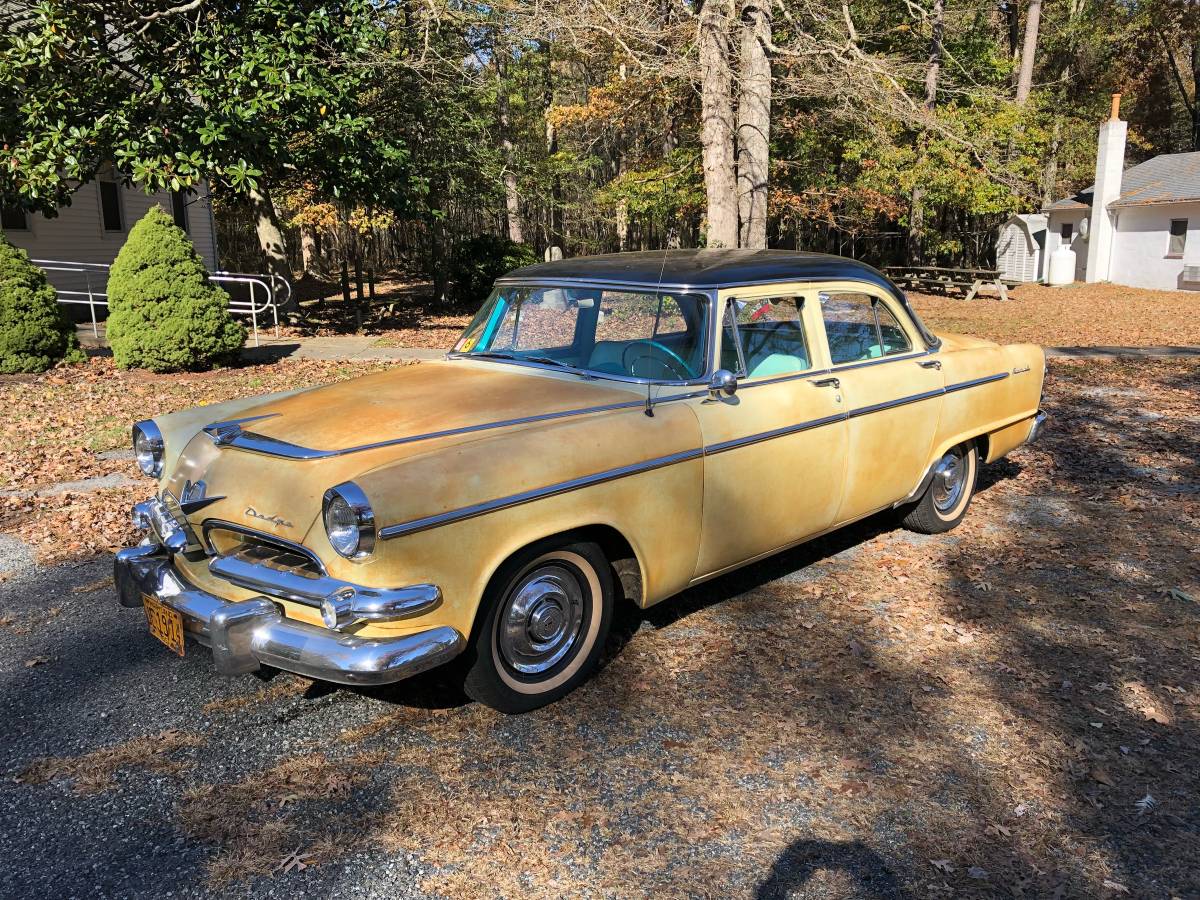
[164,360,646,550]
[228,359,641,454]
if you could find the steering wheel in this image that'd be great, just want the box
[621,339,693,380]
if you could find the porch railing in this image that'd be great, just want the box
[33,259,289,347]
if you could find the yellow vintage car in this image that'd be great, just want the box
[115,250,1046,712]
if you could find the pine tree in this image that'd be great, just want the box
[106,207,245,372]
[0,233,85,374]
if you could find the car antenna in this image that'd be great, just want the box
[645,249,670,417]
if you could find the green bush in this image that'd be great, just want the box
[448,235,538,306]
[106,206,244,372]
[0,232,86,373]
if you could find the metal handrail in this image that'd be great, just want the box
[32,259,288,347]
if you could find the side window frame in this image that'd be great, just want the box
[722,293,812,381]
[813,282,921,369]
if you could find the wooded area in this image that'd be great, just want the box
[2,0,1198,285]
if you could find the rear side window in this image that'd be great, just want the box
[821,292,912,364]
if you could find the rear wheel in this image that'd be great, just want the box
[463,539,613,713]
[901,442,978,534]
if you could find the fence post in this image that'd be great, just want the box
[341,261,351,304]
[84,268,99,338]
[249,281,259,347]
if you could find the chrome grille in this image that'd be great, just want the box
[201,521,325,578]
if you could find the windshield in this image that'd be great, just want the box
[452,285,710,382]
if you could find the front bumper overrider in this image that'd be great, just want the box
[115,545,463,686]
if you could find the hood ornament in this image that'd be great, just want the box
[245,507,293,529]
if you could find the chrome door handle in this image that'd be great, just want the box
[918,360,942,370]
[810,377,841,388]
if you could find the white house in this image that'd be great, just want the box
[1,175,220,275]
[1043,98,1200,292]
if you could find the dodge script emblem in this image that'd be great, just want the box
[245,507,293,529]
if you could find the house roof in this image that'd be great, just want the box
[1045,151,1200,211]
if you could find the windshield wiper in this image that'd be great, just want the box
[459,351,596,378]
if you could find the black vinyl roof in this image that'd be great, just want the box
[499,249,940,348]
[502,249,897,291]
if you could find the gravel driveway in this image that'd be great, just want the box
[2,357,1198,900]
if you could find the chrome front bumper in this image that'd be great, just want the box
[114,545,463,686]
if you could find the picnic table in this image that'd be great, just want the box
[884,265,1013,301]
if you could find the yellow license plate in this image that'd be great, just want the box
[143,595,185,657]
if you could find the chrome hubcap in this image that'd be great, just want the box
[932,449,967,513]
[498,565,585,674]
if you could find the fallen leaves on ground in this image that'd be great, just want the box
[17,730,203,795]
[911,281,1200,347]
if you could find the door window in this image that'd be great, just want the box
[821,292,913,364]
[721,296,810,377]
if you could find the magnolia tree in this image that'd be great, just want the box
[0,0,410,279]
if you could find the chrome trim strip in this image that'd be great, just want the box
[210,394,708,460]
[209,553,441,618]
[376,371,1011,540]
[847,387,946,419]
[704,413,847,454]
[944,372,1009,393]
[378,447,705,539]
[831,350,929,372]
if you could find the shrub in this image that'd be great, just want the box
[106,206,244,372]
[0,232,86,373]
[448,235,538,306]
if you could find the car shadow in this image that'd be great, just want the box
[756,838,909,899]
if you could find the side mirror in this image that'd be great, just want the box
[708,369,738,399]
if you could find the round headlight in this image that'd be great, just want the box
[322,482,375,560]
[132,420,164,478]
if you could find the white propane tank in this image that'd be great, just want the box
[1047,246,1076,285]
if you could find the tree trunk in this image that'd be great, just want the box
[736,0,771,249]
[299,225,317,275]
[1014,0,1042,104]
[495,47,523,244]
[540,40,563,248]
[699,0,738,249]
[1191,38,1200,151]
[249,185,290,299]
[907,0,944,264]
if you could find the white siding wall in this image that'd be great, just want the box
[1044,209,1090,282]
[1,180,219,291]
[1108,201,1200,292]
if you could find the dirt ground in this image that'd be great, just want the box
[1,355,1198,898]
[909,282,1200,347]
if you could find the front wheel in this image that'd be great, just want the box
[901,442,979,534]
[463,539,613,713]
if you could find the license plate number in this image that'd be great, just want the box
[143,595,185,657]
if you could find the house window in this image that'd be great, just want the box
[1,205,29,231]
[1167,219,1187,258]
[99,180,124,231]
[171,191,189,232]
[1060,222,1073,242]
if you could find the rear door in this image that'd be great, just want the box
[815,284,943,523]
[689,289,848,578]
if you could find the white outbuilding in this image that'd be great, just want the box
[996,213,1047,283]
[1042,96,1200,292]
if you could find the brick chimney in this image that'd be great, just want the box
[1085,94,1127,282]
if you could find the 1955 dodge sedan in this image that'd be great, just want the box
[115,250,1046,712]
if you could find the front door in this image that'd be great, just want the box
[815,285,944,523]
[690,291,848,579]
